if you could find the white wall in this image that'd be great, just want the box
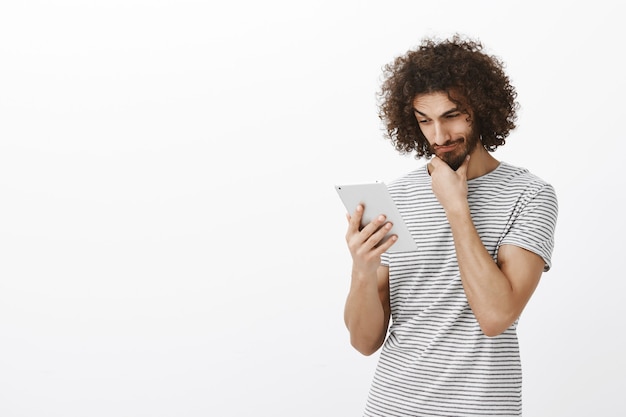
[1,1,624,416]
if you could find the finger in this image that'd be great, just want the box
[359,221,398,257]
[359,214,392,241]
[364,221,394,250]
[348,213,389,250]
[428,156,443,174]
[430,156,443,166]
[347,204,364,233]
[374,233,398,254]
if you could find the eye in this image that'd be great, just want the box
[446,113,461,119]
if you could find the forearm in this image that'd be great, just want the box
[446,205,517,336]
[344,270,388,355]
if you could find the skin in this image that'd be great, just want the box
[344,91,545,355]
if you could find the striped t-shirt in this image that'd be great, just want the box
[366,162,558,417]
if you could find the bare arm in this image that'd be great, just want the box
[344,265,391,355]
[447,211,544,336]
[430,156,544,336]
[343,205,394,355]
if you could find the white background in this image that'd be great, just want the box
[1,1,624,416]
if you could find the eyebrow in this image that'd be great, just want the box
[413,107,460,118]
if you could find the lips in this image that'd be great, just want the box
[434,139,463,154]
[436,144,458,153]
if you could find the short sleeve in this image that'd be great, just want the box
[500,183,558,271]
[381,252,390,267]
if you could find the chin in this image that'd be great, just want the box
[441,153,467,171]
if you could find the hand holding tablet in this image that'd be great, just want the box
[335,182,417,253]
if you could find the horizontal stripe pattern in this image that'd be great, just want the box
[365,162,558,416]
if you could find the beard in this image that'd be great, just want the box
[431,130,481,171]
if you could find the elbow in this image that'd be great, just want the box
[353,344,381,357]
[480,325,507,338]
[477,313,519,337]
[350,335,384,356]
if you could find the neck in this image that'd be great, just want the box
[466,146,499,180]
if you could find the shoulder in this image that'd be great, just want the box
[498,161,549,183]
[386,166,430,194]
[384,166,435,207]
[495,162,557,201]
[499,163,559,236]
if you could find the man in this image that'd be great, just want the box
[343,35,558,416]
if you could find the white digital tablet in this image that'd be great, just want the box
[335,182,417,253]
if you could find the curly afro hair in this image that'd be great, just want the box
[377,34,518,159]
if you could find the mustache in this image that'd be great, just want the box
[433,138,463,150]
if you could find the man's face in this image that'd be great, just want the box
[412,91,480,171]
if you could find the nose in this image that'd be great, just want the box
[432,121,451,146]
